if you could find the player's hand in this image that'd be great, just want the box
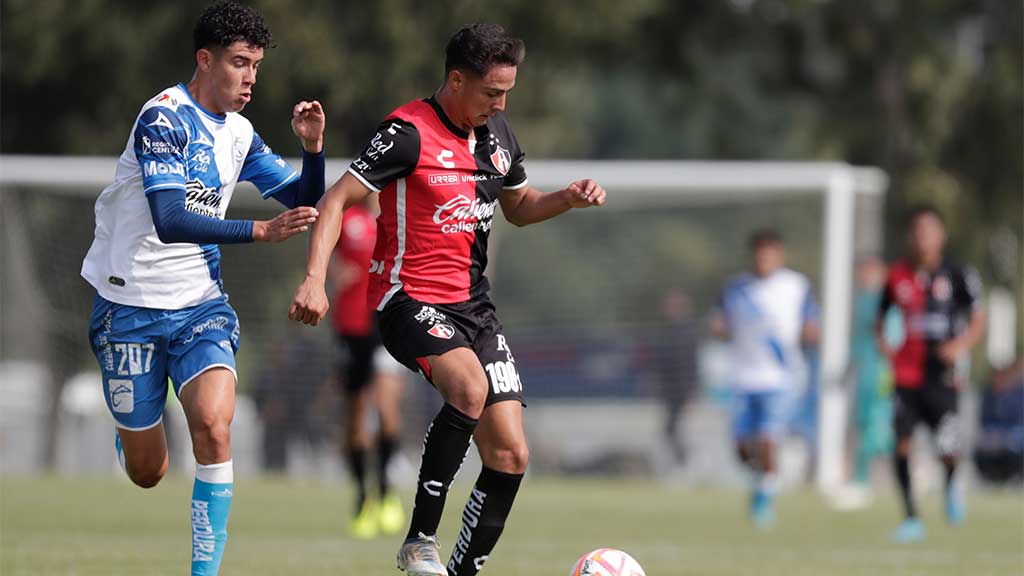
[289,275,329,326]
[566,179,606,208]
[937,339,964,366]
[291,100,325,153]
[253,206,319,243]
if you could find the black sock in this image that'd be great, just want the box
[895,453,916,519]
[944,458,957,492]
[406,404,478,540]
[378,435,398,498]
[447,467,524,576]
[348,447,368,512]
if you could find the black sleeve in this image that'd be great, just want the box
[953,265,983,312]
[348,119,419,192]
[502,124,528,189]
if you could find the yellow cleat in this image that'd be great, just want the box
[349,499,379,540]
[377,494,406,536]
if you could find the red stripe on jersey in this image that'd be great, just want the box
[886,261,928,388]
[370,100,483,308]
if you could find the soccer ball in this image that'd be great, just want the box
[570,548,646,576]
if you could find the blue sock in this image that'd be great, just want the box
[191,460,233,576]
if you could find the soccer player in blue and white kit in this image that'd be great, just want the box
[80,3,325,574]
[711,229,820,527]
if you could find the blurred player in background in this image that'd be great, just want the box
[878,206,985,542]
[653,288,700,467]
[289,23,607,576]
[80,2,325,574]
[849,257,895,491]
[329,194,407,539]
[711,229,820,527]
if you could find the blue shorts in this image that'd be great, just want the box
[88,294,240,431]
[732,389,791,441]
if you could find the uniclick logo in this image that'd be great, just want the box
[433,195,497,234]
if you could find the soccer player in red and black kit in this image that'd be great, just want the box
[290,24,606,576]
[330,194,407,539]
[877,206,985,542]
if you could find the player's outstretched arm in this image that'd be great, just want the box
[289,172,373,325]
[498,179,606,227]
[148,189,317,244]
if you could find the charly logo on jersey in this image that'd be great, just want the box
[437,149,456,169]
[185,179,224,217]
[433,195,497,234]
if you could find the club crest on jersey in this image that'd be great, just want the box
[489,145,511,175]
[428,324,456,340]
[233,137,246,162]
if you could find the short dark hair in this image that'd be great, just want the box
[907,204,946,227]
[749,228,783,250]
[445,24,525,76]
[193,1,273,54]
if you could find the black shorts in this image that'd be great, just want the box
[378,292,524,406]
[893,385,960,452]
[337,331,381,393]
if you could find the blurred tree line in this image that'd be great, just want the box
[1,0,1020,469]
[2,0,1021,298]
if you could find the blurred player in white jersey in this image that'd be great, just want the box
[711,229,820,527]
[80,2,325,574]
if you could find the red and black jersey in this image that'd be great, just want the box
[347,97,527,310]
[878,260,983,388]
[331,204,377,337]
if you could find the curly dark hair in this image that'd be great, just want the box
[445,24,525,76]
[193,1,273,53]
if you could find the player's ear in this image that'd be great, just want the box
[196,47,213,72]
[447,69,463,93]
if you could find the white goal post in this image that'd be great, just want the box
[1,155,887,490]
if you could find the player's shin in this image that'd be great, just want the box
[446,467,523,576]
[894,451,916,519]
[378,435,397,497]
[191,460,234,576]
[407,403,478,539]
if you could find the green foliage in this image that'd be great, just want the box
[3,0,1020,329]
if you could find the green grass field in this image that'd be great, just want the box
[2,476,1021,575]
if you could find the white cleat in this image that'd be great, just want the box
[396,532,448,576]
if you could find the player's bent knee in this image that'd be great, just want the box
[443,381,487,419]
[485,443,529,474]
[127,460,167,489]
[190,418,232,456]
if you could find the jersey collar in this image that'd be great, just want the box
[425,96,475,140]
[178,83,227,124]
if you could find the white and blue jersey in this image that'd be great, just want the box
[81,83,298,310]
[82,84,322,431]
[718,268,819,392]
[718,268,819,440]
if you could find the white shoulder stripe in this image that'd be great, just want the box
[347,167,382,193]
[377,177,406,311]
